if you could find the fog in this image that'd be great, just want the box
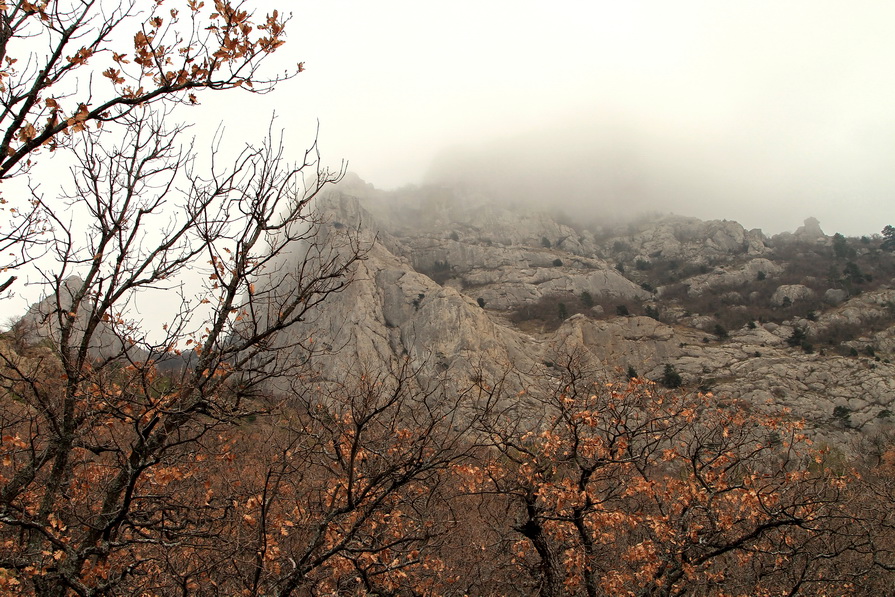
[230,0,895,237]
[54,0,887,238]
[423,105,895,236]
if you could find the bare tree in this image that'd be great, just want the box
[0,105,365,594]
[0,0,294,292]
[205,361,477,596]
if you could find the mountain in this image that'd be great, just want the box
[279,174,895,446]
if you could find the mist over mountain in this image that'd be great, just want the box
[423,113,893,237]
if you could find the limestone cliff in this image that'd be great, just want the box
[287,176,895,444]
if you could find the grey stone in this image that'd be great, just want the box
[824,288,849,305]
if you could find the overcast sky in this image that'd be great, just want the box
[197,0,894,236]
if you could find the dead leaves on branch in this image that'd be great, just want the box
[1,343,894,594]
[0,0,294,180]
[467,374,883,596]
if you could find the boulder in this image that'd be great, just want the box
[793,217,825,241]
[824,288,849,306]
[686,258,783,296]
[771,284,815,306]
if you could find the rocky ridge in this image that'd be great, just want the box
[288,176,895,445]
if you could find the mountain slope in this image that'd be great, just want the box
[292,175,895,444]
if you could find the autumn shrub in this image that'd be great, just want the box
[465,365,879,597]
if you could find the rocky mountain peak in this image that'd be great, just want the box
[289,176,895,445]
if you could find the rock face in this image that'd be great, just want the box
[271,177,895,446]
[771,284,816,306]
[600,216,769,264]
[682,258,783,296]
[18,276,140,360]
[354,183,648,311]
[263,192,544,395]
[551,315,699,373]
[795,217,825,240]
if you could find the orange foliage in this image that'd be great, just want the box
[0,0,294,181]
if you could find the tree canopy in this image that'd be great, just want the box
[881,225,895,252]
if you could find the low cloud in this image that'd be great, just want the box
[424,107,894,237]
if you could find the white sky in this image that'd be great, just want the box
[188,0,895,236]
[5,0,895,331]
